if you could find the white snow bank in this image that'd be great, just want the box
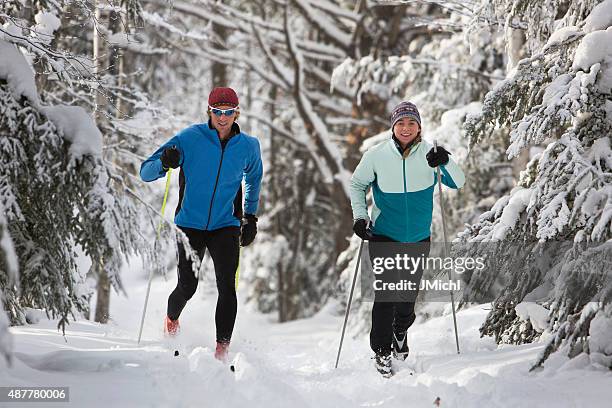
[3,270,612,408]
[515,302,549,333]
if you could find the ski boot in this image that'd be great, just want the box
[163,316,180,337]
[214,341,230,362]
[374,351,393,378]
[392,331,409,361]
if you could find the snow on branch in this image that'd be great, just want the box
[307,0,360,22]
[0,39,102,159]
[291,0,352,51]
[252,24,294,90]
[0,19,95,81]
[141,10,209,41]
[284,7,351,197]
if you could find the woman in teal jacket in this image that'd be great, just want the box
[349,101,465,375]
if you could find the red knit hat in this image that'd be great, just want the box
[208,87,239,107]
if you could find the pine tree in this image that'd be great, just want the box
[459,0,612,368]
[0,0,157,330]
[0,205,17,367]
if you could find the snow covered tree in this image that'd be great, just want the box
[459,0,612,369]
[0,205,17,367]
[0,0,161,329]
[0,36,140,328]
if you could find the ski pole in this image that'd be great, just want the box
[235,248,241,291]
[433,140,460,354]
[335,239,365,369]
[138,168,173,344]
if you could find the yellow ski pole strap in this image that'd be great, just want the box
[155,168,172,239]
[235,247,241,291]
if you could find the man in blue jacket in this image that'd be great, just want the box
[140,87,263,361]
[349,101,465,376]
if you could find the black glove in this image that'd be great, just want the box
[161,146,181,170]
[353,219,370,241]
[426,146,451,168]
[240,214,258,247]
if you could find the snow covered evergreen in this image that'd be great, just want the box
[0,0,169,330]
[459,0,612,369]
[0,204,17,366]
[0,35,139,328]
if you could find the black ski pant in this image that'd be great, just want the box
[167,225,240,343]
[369,235,431,355]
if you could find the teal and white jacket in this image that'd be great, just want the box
[350,138,465,243]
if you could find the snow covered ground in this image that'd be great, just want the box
[2,265,611,408]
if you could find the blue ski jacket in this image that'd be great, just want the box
[350,137,465,242]
[140,122,263,231]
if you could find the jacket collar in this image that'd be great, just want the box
[207,119,241,146]
[207,119,241,136]
[391,134,421,157]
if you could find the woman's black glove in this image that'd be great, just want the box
[426,146,451,167]
[353,219,370,240]
[240,214,258,247]
[161,146,181,170]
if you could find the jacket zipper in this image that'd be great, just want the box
[403,157,408,221]
[205,144,226,230]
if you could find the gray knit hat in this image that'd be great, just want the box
[390,101,421,129]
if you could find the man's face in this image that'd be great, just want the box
[210,104,237,134]
[393,118,420,146]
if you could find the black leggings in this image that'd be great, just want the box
[167,225,240,343]
[369,235,431,355]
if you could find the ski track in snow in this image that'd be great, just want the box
[3,273,612,408]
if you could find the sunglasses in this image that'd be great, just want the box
[209,106,237,117]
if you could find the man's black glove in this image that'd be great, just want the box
[161,146,181,170]
[353,219,370,241]
[426,146,451,168]
[240,214,258,247]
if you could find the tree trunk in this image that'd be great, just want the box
[109,9,126,118]
[211,22,227,87]
[267,85,287,322]
[93,0,111,323]
[93,261,110,323]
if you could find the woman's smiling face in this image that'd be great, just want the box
[393,117,420,147]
